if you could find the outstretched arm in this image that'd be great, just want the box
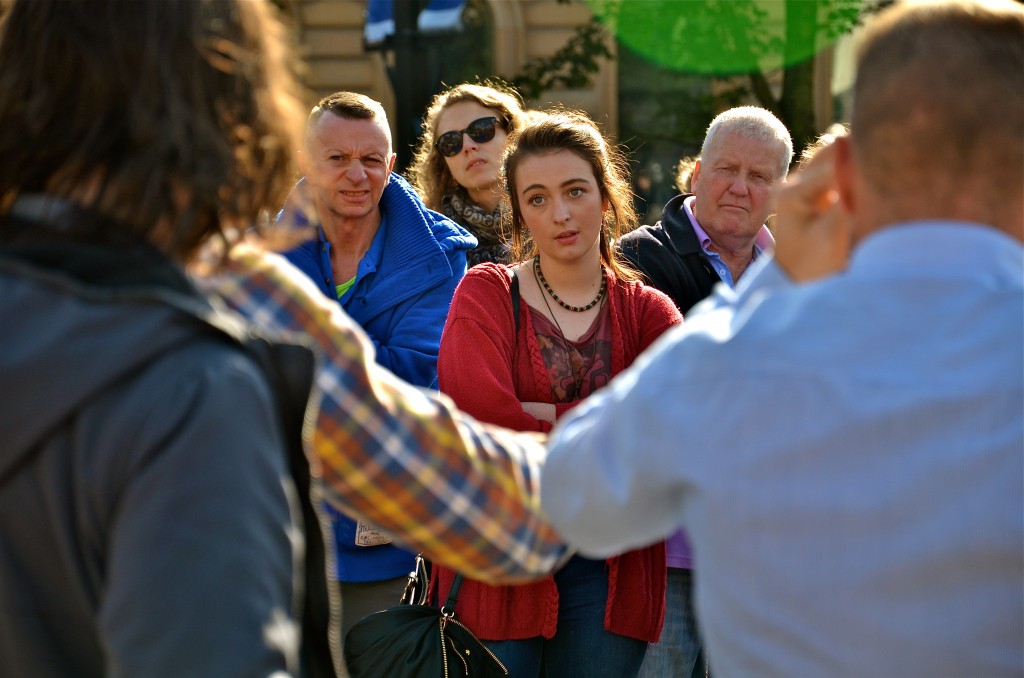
[197,243,570,584]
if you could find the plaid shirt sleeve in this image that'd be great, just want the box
[195,243,569,583]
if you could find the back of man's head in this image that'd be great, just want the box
[851,0,1023,236]
[306,91,391,149]
[701,106,794,181]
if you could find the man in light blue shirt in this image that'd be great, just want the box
[543,1,1024,675]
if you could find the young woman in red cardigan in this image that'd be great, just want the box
[434,110,681,677]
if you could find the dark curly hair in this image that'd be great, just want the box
[0,0,306,261]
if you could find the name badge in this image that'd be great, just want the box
[354,520,392,547]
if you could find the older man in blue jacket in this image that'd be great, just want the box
[277,91,476,640]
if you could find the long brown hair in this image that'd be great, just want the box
[502,110,640,281]
[0,0,306,261]
[409,81,525,211]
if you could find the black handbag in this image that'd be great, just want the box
[343,556,508,677]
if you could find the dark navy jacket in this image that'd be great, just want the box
[0,199,338,677]
[618,194,720,315]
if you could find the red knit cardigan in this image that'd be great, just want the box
[433,262,681,642]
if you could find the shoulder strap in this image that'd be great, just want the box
[238,336,342,678]
[444,573,465,611]
[510,270,520,336]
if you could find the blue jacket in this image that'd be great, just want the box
[279,173,476,581]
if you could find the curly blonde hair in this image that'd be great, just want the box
[409,82,526,211]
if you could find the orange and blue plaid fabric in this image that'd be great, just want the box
[198,243,569,584]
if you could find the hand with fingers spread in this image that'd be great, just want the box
[772,142,852,282]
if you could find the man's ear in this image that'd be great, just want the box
[296,147,309,177]
[833,136,856,215]
[690,159,702,193]
[382,152,396,187]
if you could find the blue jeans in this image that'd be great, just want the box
[637,568,708,678]
[485,555,648,677]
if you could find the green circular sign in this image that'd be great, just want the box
[585,0,862,75]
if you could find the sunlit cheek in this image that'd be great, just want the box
[523,206,544,230]
[712,175,733,194]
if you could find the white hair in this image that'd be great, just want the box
[701,106,793,179]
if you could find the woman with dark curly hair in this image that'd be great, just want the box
[0,1,324,675]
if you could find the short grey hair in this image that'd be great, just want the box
[701,106,793,180]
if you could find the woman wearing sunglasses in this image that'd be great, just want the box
[410,82,525,266]
[431,110,680,677]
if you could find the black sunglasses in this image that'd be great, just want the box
[434,116,503,157]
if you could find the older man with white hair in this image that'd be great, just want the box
[620,107,793,316]
[619,106,792,678]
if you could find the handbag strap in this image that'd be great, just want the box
[443,573,464,613]
[510,270,520,336]
[400,554,430,606]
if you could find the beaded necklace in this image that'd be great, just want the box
[533,255,606,312]
[532,258,604,401]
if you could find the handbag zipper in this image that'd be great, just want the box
[442,617,509,676]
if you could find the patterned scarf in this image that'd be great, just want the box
[442,190,511,266]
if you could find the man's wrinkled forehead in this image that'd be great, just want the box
[305,110,393,155]
[703,131,790,180]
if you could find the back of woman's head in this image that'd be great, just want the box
[502,110,639,279]
[410,81,525,211]
[0,0,305,260]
